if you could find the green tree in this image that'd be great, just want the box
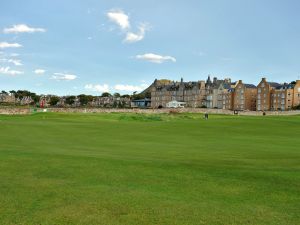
[113,93,121,98]
[78,94,93,106]
[101,92,111,97]
[49,96,60,106]
[66,96,76,105]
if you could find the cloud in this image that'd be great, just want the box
[7,59,22,66]
[136,53,176,64]
[85,84,110,93]
[107,9,149,43]
[3,24,46,34]
[34,69,46,75]
[114,83,148,92]
[0,42,22,49]
[0,67,23,76]
[10,53,20,57]
[124,24,147,43]
[0,58,22,66]
[51,73,77,81]
[107,9,130,30]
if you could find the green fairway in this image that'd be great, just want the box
[0,113,299,225]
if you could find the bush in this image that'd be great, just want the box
[292,104,300,110]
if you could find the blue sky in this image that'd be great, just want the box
[0,0,300,95]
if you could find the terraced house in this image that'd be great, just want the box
[256,78,281,111]
[233,80,257,111]
[150,78,206,108]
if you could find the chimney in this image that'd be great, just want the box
[213,77,217,84]
[262,78,266,82]
[181,77,183,83]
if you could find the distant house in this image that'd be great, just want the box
[131,98,151,108]
[166,100,186,108]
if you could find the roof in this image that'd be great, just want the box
[244,84,256,88]
[275,83,293,90]
[267,82,281,88]
[132,98,151,102]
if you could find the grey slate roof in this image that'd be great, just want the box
[244,84,256,88]
[267,82,281,88]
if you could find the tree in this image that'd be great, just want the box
[121,94,131,98]
[65,96,76,105]
[49,96,60,106]
[113,93,121,98]
[101,92,111,97]
[78,94,93,106]
[1,90,7,94]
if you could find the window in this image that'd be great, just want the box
[258,88,261,93]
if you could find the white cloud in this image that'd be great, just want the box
[114,83,148,92]
[51,73,77,81]
[107,9,149,43]
[7,59,22,66]
[124,24,147,43]
[0,67,23,76]
[34,69,46,75]
[0,58,22,66]
[10,53,20,57]
[107,9,130,30]
[85,84,110,93]
[0,42,22,49]
[3,24,46,34]
[136,53,176,64]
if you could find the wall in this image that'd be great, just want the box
[1,107,300,116]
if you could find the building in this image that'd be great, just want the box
[271,84,294,111]
[166,100,186,108]
[205,76,232,109]
[0,93,16,104]
[292,80,300,108]
[131,98,151,108]
[233,80,257,111]
[151,78,206,108]
[222,88,235,110]
[256,78,281,111]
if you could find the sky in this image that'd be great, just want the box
[0,0,300,95]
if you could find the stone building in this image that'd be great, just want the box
[256,78,281,111]
[90,96,131,108]
[205,76,233,109]
[151,78,206,108]
[268,80,300,111]
[292,80,300,107]
[20,96,34,105]
[271,83,294,111]
[233,80,257,111]
[222,88,235,110]
[0,93,16,103]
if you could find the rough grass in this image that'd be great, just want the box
[0,113,299,225]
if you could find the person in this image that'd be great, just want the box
[204,112,208,120]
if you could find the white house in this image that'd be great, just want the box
[166,100,186,108]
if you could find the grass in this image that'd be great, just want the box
[0,112,299,225]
